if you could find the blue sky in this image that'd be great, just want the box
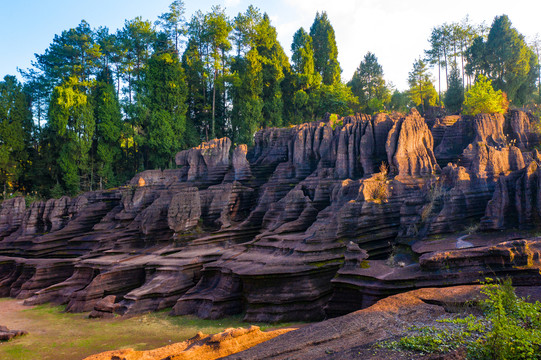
[1,0,539,90]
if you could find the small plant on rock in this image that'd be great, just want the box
[371,162,389,203]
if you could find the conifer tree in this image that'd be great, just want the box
[48,76,95,194]
[92,68,122,188]
[309,12,341,86]
[0,76,32,195]
[348,52,390,114]
[445,65,465,114]
[408,59,439,113]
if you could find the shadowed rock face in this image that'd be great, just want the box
[1,110,541,323]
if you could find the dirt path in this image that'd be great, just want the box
[0,299,38,332]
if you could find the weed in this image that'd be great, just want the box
[370,162,389,203]
[421,183,447,223]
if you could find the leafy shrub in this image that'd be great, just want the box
[383,278,541,359]
[463,75,509,116]
[329,113,343,130]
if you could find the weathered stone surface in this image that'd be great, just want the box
[176,137,232,182]
[0,197,25,238]
[167,187,201,232]
[386,109,438,178]
[473,113,506,146]
[2,109,541,326]
[509,109,538,150]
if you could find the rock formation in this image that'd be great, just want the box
[0,325,27,341]
[1,108,541,325]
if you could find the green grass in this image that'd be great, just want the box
[0,299,298,360]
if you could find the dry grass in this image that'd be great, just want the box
[370,163,389,203]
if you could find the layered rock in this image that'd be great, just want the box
[1,109,541,325]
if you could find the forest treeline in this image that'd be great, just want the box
[0,1,539,198]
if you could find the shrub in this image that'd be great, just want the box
[371,162,389,203]
[463,75,509,116]
[329,113,343,130]
[383,278,541,359]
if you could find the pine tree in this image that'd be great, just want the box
[348,52,390,114]
[0,76,32,195]
[408,59,439,113]
[48,76,95,194]
[444,65,465,114]
[92,68,122,188]
[309,12,341,86]
[138,51,188,169]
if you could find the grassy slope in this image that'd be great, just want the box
[0,298,293,360]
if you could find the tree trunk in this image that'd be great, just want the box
[212,67,217,139]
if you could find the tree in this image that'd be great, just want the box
[463,74,508,116]
[315,82,357,117]
[92,68,122,188]
[529,34,541,102]
[287,27,321,123]
[408,59,439,113]
[255,14,289,128]
[389,90,411,113]
[348,52,390,114]
[0,76,32,195]
[156,0,186,53]
[444,65,465,114]
[466,15,537,105]
[310,12,341,86]
[32,20,101,85]
[206,6,232,139]
[48,76,95,194]
[138,51,188,168]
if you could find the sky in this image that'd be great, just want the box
[1,0,540,90]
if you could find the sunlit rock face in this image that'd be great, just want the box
[2,109,541,322]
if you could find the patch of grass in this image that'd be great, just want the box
[0,300,299,360]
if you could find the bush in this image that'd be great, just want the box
[463,75,509,116]
[383,278,541,359]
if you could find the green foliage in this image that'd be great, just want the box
[92,68,122,188]
[389,90,411,113]
[463,74,509,116]
[384,279,541,359]
[445,65,465,114]
[0,75,32,195]
[138,51,188,169]
[328,113,342,130]
[348,52,391,114]
[315,82,357,117]
[310,12,341,86]
[49,76,95,195]
[465,15,538,105]
[408,59,439,113]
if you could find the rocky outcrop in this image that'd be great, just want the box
[386,109,438,178]
[175,137,232,182]
[2,109,541,325]
[83,326,294,360]
[0,325,27,341]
